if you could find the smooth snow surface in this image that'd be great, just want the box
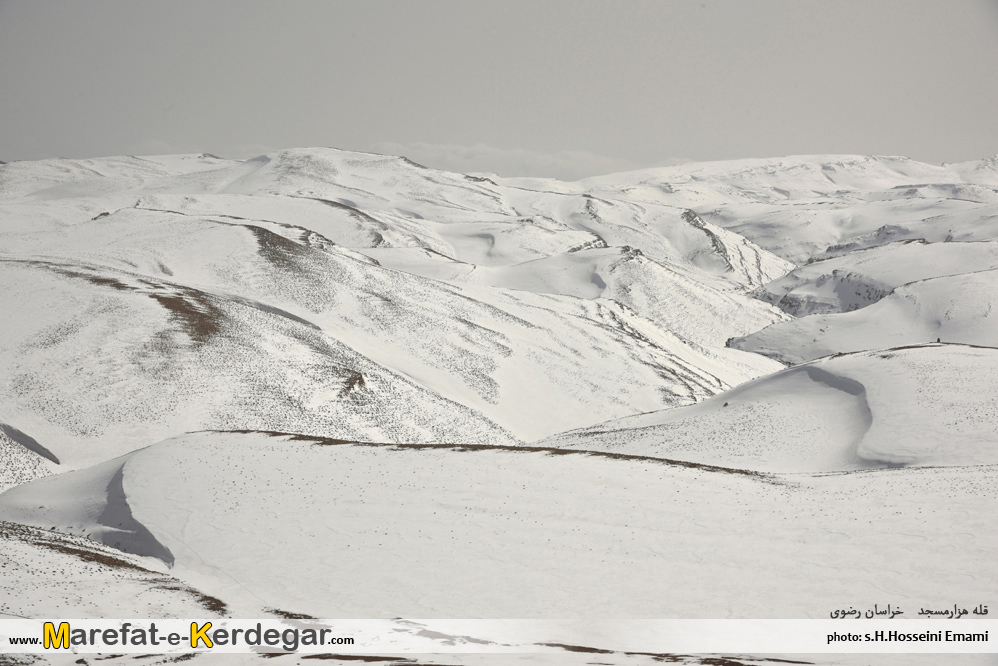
[2,430,994,622]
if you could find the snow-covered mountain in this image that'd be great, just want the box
[0,148,796,471]
[1,149,996,663]
[579,154,998,265]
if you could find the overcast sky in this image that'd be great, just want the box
[2,0,997,179]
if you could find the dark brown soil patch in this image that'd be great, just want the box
[31,540,152,572]
[152,581,227,614]
[4,258,225,345]
[269,608,317,620]
[232,432,782,483]
[301,656,413,663]
[149,292,222,344]
[539,643,614,654]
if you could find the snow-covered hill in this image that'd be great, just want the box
[2,429,994,621]
[543,344,998,472]
[733,271,998,364]
[747,239,998,316]
[577,154,998,265]
[0,148,796,475]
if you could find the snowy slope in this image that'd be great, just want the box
[0,422,58,492]
[0,148,792,466]
[575,154,998,265]
[2,429,994,621]
[750,239,998,316]
[0,209,775,459]
[0,520,227,619]
[733,271,998,364]
[0,244,520,467]
[543,345,998,472]
[560,155,998,365]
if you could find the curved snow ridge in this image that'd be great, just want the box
[542,364,873,473]
[0,422,59,492]
[0,422,58,463]
[98,465,174,564]
[542,344,998,473]
[796,364,872,429]
[0,452,175,566]
[0,520,228,618]
[829,344,998,467]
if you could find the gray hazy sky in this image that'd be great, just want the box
[2,0,997,179]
